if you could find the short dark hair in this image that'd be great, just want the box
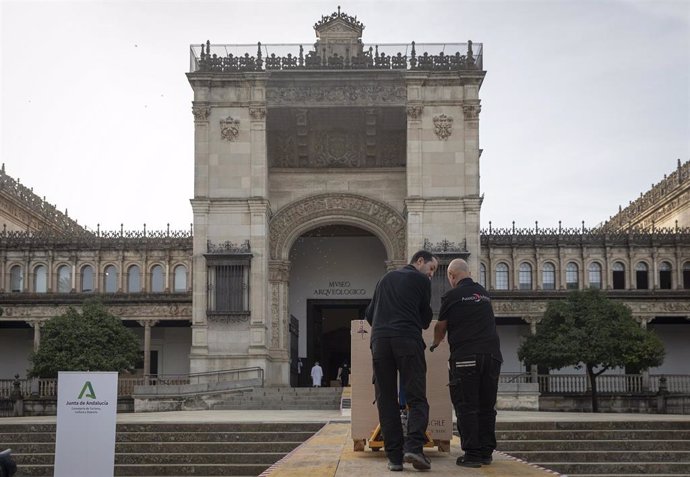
[410,250,436,264]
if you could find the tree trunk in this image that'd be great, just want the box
[587,364,598,412]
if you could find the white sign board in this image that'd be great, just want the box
[54,371,118,477]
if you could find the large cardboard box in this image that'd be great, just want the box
[350,320,452,451]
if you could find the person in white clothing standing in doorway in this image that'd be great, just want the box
[311,361,323,387]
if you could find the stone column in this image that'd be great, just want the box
[138,320,159,379]
[637,316,652,391]
[405,198,425,258]
[405,89,424,198]
[268,260,290,385]
[29,320,44,351]
[462,98,481,197]
[119,251,125,293]
[525,316,540,382]
[249,199,270,355]
[248,104,267,197]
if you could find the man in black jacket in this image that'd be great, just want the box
[431,258,502,468]
[365,250,438,472]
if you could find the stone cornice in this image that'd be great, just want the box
[0,301,192,321]
[605,159,689,231]
[490,294,690,318]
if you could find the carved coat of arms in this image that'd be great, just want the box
[433,114,453,140]
[220,116,240,141]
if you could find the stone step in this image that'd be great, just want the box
[0,441,303,454]
[498,439,690,451]
[504,450,690,463]
[495,420,690,430]
[539,462,690,475]
[13,452,286,465]
[0,430,316,443]
[570,474,685,477]
[117,431,317,443]
[213,404,338,410]
[496,429,690,440]
[116,422,324,432]
[13,463,270,476]
[0,422,323,433]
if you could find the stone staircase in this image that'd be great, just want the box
[0,421,323,476]
[495,420,690,476]
[212,387,342,410]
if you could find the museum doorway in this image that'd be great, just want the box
[287,222,389,387]
[305,299,369,386]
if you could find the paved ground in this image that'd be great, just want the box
[262,422,558,477]
[3,409,689,476]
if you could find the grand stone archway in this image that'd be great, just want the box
[269,193,407,263]
[266,193,407,383]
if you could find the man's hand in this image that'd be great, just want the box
[429,343,438,352]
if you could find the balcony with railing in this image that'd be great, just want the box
[189,41,483,73]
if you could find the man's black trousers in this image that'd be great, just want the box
[449,352,501,460]
[372,336,429,464]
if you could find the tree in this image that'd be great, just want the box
[518,289,665,412]
[29,299,140,378]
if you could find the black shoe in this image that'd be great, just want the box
[456,455,482,468]
[404,451,431,470]
[480,455,493,465]
[387,461,403,471]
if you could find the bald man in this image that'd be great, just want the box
[431,259,502,468]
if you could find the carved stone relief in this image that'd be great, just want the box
[192,104,211,121]
[271,283,280,348]
[220,116,240,141]
[406,105,423,120]
[0,303,192,319]
[433,114,453,140]
[269,193,406,261]
[266,84,406,106]
[249,108,266,120]
[313,131,363,167]
[462,102,481,121]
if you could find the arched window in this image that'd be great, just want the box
[127,265,141,293]
[542,262,556,290]
[174,265,187,293]
[612,261,625,289]
[479,263,487,288]
[10,265,23,292]
[684,262,690,290]
[495,263,509,290]
[659,261,672,290]
[566,262,579,289]
[34,265,48,293]
[104,265,118,293]
[519,263,532,290]
[57,265,72,293]
[81,265,94,292]
[636,262,649,290]
[588,262,602,289]
[150,265,164,293]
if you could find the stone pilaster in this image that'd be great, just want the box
[268,260,290,362]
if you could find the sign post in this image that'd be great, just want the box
[54,371,118,477]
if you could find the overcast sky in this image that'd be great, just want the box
[1,0,688,232]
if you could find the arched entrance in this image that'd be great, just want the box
[268,193,407,386]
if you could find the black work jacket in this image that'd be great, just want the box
[365,265,433,342]
[438,277,502,361]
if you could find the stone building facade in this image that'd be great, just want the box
[0,10,688,387]
[187,10,485,384]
